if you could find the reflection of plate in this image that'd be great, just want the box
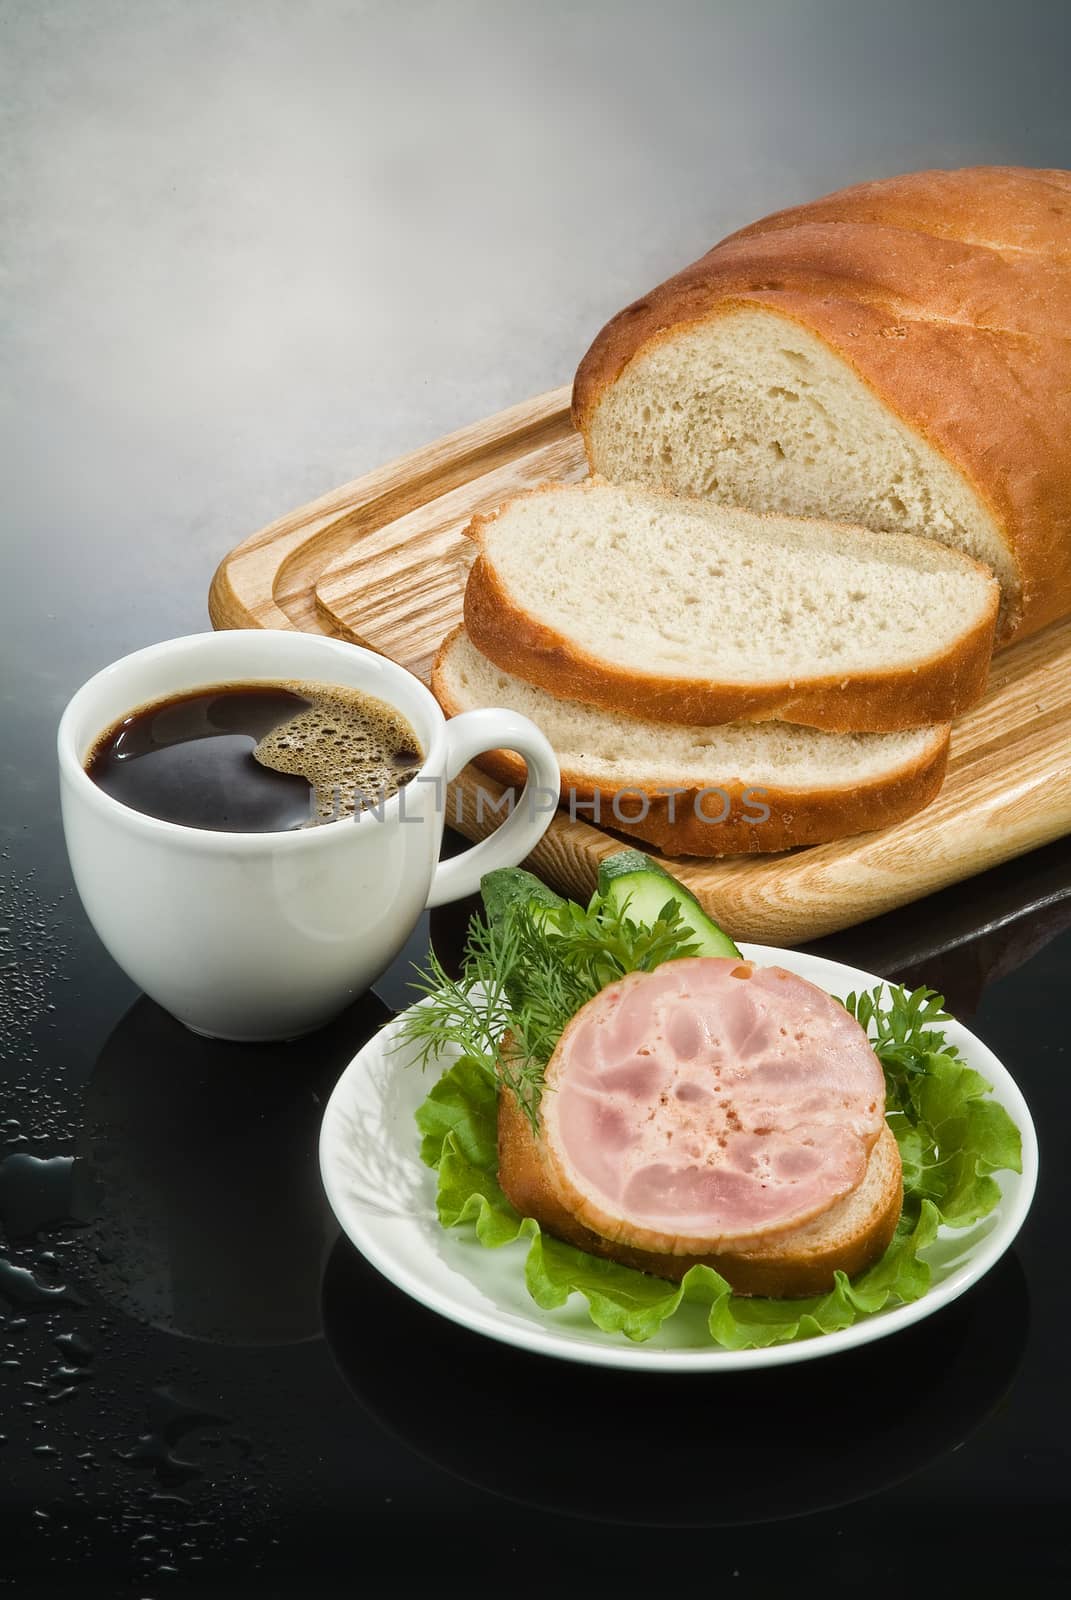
[319,945,1039,1371]
[321,1238,1029,1526]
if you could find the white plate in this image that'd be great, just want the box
[318,944,1038,1371]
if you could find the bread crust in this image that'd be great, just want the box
[461,482,998,732]
[432,626,950,857]
[465,544,993,735]
[572,166,1071,645]
[497,1091,903,1298]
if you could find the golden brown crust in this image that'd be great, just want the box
[572,165,1071,645]
[498,1091,903,1298]
[432,624,950,857]
[453,734,948,858]
[464,525,996,732]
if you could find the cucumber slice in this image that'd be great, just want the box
[597,850,741,958]
[480,867,566,931]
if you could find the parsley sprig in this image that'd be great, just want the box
[842,984,957,1116]
[842,984,1021,1226]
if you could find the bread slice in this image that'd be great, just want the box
[463,479,999,733]
[434,627,950,856]
[498,1092,903,1298]
[571,167,1071,646]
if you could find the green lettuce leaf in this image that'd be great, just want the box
[414,1054,498,1170]
[415,989,1021,1350]
[889,1050,1022,1229]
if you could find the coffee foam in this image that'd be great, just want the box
[253,680,423,823]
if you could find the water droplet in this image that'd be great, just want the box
[54,1330,93,1361]
[53,1363,92,1383]
[0,1151,94,1239]
[113,1388,230,1489]
[0,1257,86,1311]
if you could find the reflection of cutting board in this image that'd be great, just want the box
[208,387,1071,943]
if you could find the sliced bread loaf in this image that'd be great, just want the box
[572,166,1071,644]
[433,627,950,856]
[463,479,999,732]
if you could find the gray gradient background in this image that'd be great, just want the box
[2,0,1069,833]
[1,10,1070,1582]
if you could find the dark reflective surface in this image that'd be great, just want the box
[76,995,381,1345]
[5,2,1071,1592]
[322,1238,1029,1528]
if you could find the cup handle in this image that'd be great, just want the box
[424,709,561,909]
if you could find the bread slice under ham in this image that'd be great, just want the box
[497,957,903,1298]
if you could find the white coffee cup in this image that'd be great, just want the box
[58,630,560,1041]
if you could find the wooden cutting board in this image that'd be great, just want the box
[208,387,1071,943]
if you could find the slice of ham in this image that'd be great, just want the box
[539,957,885,1253]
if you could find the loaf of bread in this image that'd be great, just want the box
[433,626,950,856]
[462,479,998,732]
[573,166,1071,644]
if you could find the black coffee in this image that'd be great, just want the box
[85,680,424,833]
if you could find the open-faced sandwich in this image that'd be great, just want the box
[402,851,1022,1348]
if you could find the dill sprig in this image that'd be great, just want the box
[398,892,700,1130]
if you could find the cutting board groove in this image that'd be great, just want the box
[209,388,1071,943]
